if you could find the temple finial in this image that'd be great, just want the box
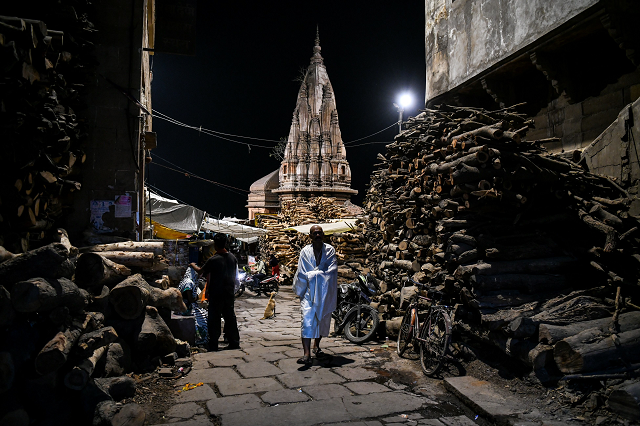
[315,25,320,46]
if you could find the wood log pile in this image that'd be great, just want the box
[0,5,96,253]
[0,231,189,425]
[257,197,360,279]
[363,104,640,420]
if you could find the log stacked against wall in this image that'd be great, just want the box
[363,104,640,420]
[0,8,95,253]
[0,230,186,425]
[257,197,359,279]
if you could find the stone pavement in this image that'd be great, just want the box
[151,287,482,426]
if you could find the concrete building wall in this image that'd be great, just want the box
[66,0,154,241]
[425,0,599,100]
[527,69,640,152]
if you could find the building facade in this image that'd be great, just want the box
[247,32,357,219]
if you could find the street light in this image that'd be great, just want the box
[393,93,413,134]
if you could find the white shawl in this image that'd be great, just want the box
[292,243,338,323]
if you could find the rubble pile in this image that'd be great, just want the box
[0,231,188,425]
[257,197,361,279]
[362,104,640,420]
[0,9,95,253]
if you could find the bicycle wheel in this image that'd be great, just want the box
[344,305,379,344]
[397,307,415,357]
[419,309,451,376]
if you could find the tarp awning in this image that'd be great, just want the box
[201,216,268,239]
[285,219,358,235]
[146,190,206,234]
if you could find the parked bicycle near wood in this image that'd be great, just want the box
[397,278,452,376]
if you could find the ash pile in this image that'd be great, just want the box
[0,233,190,426]
[363,104,640,421]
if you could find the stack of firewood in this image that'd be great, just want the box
[0,230,187,425]
[363,104,640,420]
[0,8,95,253]
[257,197,358,273]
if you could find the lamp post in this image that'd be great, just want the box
[394,93,413,134]
[393,102,404,134]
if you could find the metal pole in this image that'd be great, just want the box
[398,108,404,134]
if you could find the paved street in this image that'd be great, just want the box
[151,288,483,426]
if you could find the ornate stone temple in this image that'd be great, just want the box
[246,31,357,219]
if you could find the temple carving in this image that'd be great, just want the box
[247,31,357,219]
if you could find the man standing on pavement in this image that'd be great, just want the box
[292,225,338,364]
[189,233,240,351]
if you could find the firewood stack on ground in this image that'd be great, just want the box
[0,231,188,425]
[0,7,95,254]
[363,104,640,420]
[257,197,359,279]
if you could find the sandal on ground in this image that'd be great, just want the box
[296,356,312,365]
[312,348,329,358]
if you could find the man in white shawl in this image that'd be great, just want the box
[293,225,338,364]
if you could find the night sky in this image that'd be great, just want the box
[148,1,425,218]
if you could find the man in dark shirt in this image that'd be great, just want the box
[189,233,240,351]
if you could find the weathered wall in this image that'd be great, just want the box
[65,0,153,241]
[581,93,640,208]
[527,69,640,151]
[425,0,600,101]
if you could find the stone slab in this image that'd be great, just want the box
[440,416,478,426]
[166,402,205,419]
[333,366,379,381]
[236,360,284,378]
[343,391,426,418]
[343,381,391,394]
[327,345,368,354]
[260,339,300,346]
[176,367,241,386]
[301,383,353,400]
[149,416,214,426]
[217,377,283,396]
[220,397,351,426]
[210,357,245,367]
[325,422,383,426]
[244,352,289,363]
[243,345,291,355]
[260,388,310,404]
[443,376,524,423]
[418,420,445,426]
[206,394,263,415]
[277,369,345,388]
[176,384,217,403]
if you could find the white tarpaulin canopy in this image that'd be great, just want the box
[285,219,358,235]
[146,190,206,234]
[201,216,268,240]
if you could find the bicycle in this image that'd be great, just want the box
[396,278,452,376]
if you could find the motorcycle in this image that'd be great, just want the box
[332,263,381,344]
[236,266,279,297]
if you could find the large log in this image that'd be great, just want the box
[553,328,640,374]
[64,345,108,390]
[95,376,136,401]
[0,243,73,287]
[81,241,164,256]
[76,326,119,358]
[75,252,131,290]
[104,339,132,377]
[11,277,87,313]
[34,312,104,375]
[607,380,640,421]
[97,251,157,269]
[110,274,186,319]
[539,311,640,344]
[530,295,611,325]
[0,286,15,326]
[135,306,176,360]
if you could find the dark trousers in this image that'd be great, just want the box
[208,293,240,349]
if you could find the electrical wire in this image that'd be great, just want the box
[149,161,249,195]
[152,108,398,148]
[343,122,398,145]
[345,141,392,148]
